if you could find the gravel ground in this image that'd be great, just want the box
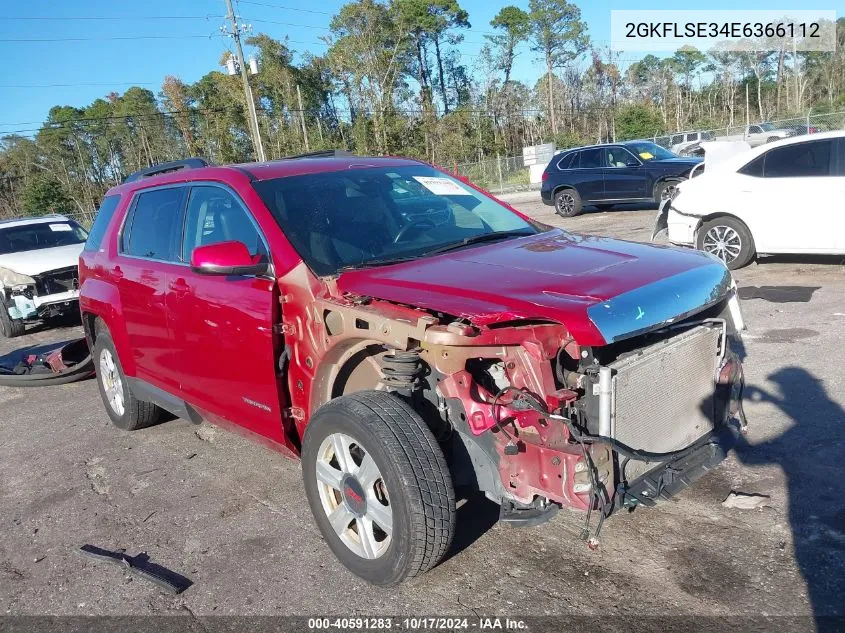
[1,196,843,627]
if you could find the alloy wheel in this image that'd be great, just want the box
[660,184,677,201]
[555,192,575,215]
[702,225,742,264]
[98,349,125,416]
[315,432,393,560]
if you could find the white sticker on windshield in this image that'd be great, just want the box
[48,223,73,232]
[412,176,472,196]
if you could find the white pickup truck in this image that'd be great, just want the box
[723,123,794,147]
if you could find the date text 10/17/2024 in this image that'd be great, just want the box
[307,617,528,630]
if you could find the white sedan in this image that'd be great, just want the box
[654,130,845,269]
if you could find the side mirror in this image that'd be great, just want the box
[626,160,641,168]
[190,241,267,276]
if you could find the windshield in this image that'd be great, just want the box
[0,221,88,255]
[253,164,540,276]
[624,141,678,161]
[759,122,775,131]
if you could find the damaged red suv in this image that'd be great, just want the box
[79,152,746,585]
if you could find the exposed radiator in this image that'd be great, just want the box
[609,324,723,457]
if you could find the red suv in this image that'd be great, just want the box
[79,152,747,585]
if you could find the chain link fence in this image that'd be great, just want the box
[653,110,845,156]
[453,154,531,194]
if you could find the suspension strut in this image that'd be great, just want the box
[379,349,423,397]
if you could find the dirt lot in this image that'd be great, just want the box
[1,196,844,627]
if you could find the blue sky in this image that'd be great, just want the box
[0,0,834,136]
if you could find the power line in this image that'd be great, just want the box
[236,0,333,16]
[0,82,161,88]
[0,14,224,21]
[1,34,217,42]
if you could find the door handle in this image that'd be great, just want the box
[111,266,123,280]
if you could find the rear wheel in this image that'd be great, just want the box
[302,391,455,585]
[554,188,583,217]
[696,217,756,270]
[0,305,25,338]
[93,324,162,430]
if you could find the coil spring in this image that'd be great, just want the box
[379,350,423,394]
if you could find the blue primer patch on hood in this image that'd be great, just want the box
[587,263,732,343]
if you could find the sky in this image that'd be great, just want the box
[0,0,835,137]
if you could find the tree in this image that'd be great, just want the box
[395,0,469,115]
[328,0,409,153]
[488,6,531,89]
[614,104,663,140]
[20,176,74,216]
[528,0,589,135]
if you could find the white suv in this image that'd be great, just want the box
[656,131,845,269]
[0,214,87,337]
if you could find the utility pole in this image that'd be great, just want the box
[223,0,266,162]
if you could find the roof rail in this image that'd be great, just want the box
[123,158,210,183]
[276,149,354,161]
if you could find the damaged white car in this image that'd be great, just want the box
[653,131,845,269]
[0,214,87,338]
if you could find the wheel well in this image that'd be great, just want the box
[82,313,104,345]
[552,184,576,197]
[694,213,754,244]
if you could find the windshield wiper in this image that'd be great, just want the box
[337,230,534,272]
[426,229,534,255]
[338,255,420,271]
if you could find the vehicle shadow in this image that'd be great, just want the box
[440,489,500,563]
[731,367,845,629]
[583,202,658,214]
[754,253,845,267]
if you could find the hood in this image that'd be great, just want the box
[0,243,83,277]
[337,230,732,346]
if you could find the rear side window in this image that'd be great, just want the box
[579,148,603,168]
[557,152,577,170]
[763,140,833,178]
[122,187,187,261]
[84,195,121,252]
[738,155,765,177]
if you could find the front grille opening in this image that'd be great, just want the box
[33,266,78,296]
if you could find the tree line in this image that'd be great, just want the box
[1,0,843,220]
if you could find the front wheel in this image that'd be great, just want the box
[302,391,456,585]
[696,217,756,270]
[654,179,681,205]
[0,306,25,338]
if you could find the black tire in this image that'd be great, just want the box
[0,305,25,338]
[594,203,615,211]
[654,179,682,205]
[696,216,756,270]
[553,188,583,217]
[93,322,162,431]
[302,391,456,586]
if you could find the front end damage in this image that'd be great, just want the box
[279,259,746,548]
[1,265,80,323]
